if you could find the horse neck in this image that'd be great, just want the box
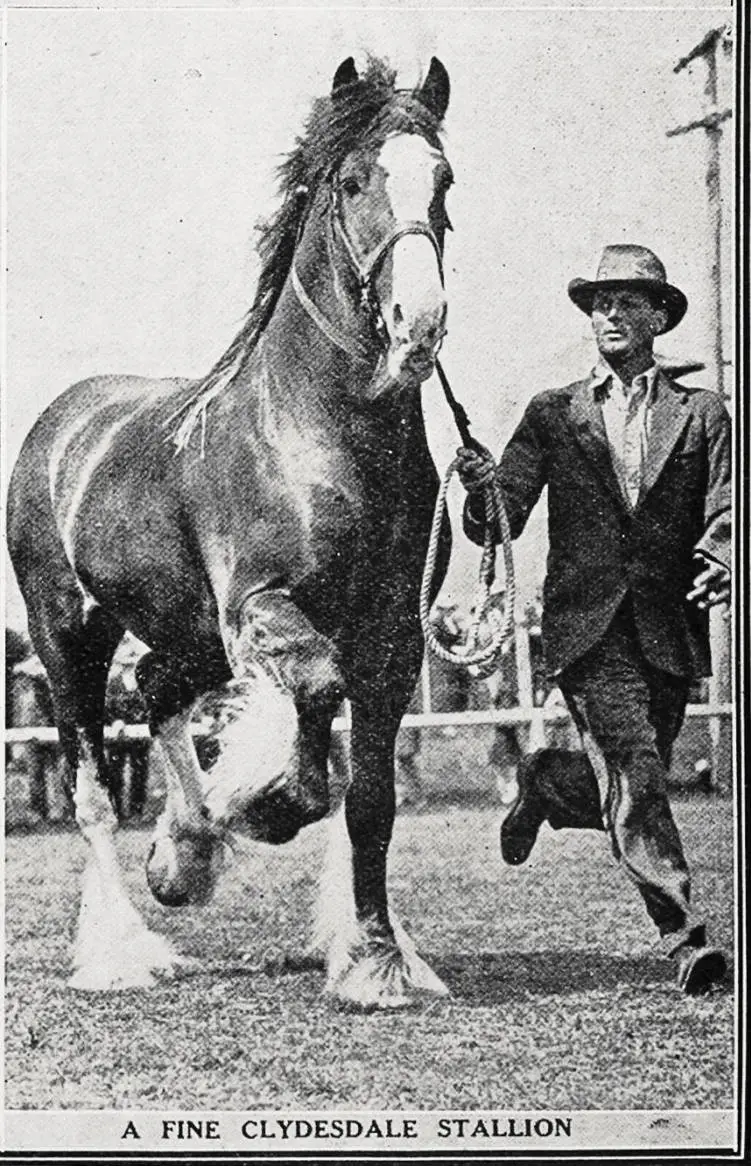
[250,222,407,434]
[263,211,371,375]
[263,285,426,449]
[215,210,432,481]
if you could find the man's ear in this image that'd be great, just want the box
[651,305,669,334]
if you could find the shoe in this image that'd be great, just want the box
[500,755,548,865]
[676,945,727,995]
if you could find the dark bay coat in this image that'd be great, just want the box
[464,371,731,678]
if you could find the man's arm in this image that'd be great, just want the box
[461,395,549,547]
[687,397,731,609]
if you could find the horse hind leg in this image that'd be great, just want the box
[30,598,180,990]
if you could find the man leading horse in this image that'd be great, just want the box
[457,245,731,995]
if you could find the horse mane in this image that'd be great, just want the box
[168,57,445,453]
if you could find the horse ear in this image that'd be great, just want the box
[418,57,450,120]
[332,57,359,93]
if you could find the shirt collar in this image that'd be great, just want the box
[590,359,659,403]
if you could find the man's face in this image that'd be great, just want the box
[590,288,667,360]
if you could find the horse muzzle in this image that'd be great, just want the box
[401,345,440,382]
[381,336,443,389]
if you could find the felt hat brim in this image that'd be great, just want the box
[568,277,688,334]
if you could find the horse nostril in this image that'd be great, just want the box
[393,303,404,328]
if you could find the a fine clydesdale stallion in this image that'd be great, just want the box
[8,56,454,1009]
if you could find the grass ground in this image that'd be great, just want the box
[5,797,735,1111]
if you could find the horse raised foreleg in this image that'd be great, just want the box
[315,701,448,1009]
[137,651,228,908]
[216,590,344,843]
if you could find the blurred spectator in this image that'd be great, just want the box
[327,723,351,804]
[395,602,472,808]
[5,631,154,827]
[104,634,150,820]
[5,628,29,722]
[464,588,526,800]
[486,649,522,801]
[6,642,63,827]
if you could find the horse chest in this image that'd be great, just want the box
[308,472,435,634]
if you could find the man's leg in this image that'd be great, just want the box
[502,644,693,861]
[501,603,725,991]
[556,608,724,990]
[500,747,604,864]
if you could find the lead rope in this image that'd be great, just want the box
[419,361,516,676]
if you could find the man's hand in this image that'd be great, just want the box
[455,445,496,495]
[686,554,731,610]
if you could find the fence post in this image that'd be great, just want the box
[514,616,542,751]
[420,652,433,715]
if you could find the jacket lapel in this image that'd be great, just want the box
[569,379,628,511]
[637,371,690,506]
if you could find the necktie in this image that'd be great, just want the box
[622,380,649,507]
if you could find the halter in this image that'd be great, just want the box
[291,174,445,363]
[331,181,445,299]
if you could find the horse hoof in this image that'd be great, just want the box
[69,958,180,992]
[325,942,449,1012]
[244,797,302,844]
[146,829,224,906]
[70,928,184,991]
[243,788,327,844]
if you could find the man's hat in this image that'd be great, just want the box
[568,245,688,334]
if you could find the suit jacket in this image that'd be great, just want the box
[463,370,731,678]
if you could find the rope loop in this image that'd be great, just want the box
[420,455,516,678]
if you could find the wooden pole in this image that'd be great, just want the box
[702,37,732,792]
[704,38,726,402]
[670,27,732,791]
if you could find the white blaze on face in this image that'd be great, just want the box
[377,133,442,235]
[374,133,447,378]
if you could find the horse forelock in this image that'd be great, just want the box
[168,57,446,452]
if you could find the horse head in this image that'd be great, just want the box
[291,57,453,397]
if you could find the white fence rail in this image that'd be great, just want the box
[4,703,734,744]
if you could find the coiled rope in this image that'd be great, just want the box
[420,362,516,677]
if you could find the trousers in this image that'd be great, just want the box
[539,600,703,952]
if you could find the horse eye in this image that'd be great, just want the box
[341,176,361,198]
